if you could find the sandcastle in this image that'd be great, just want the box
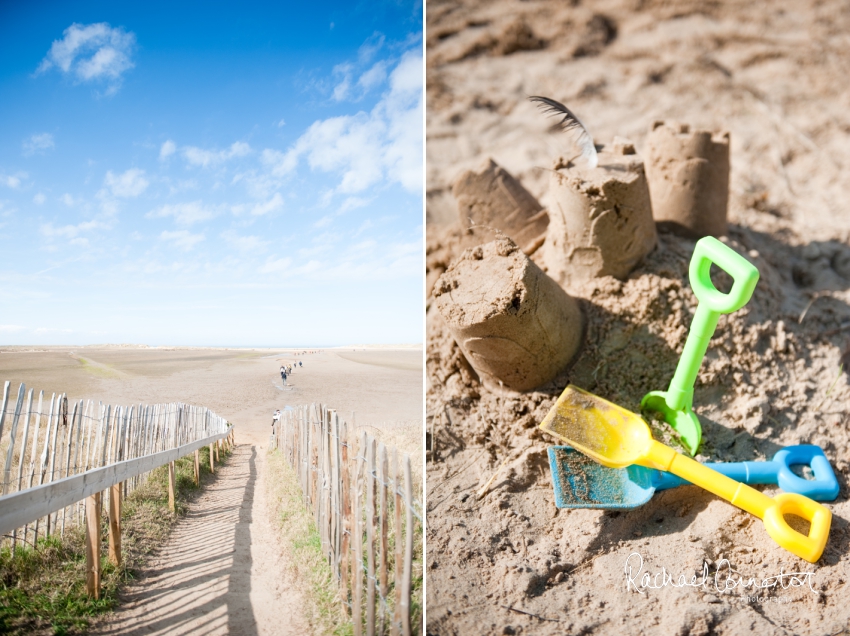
[644,121,730,238]
[433,236,583,392]
[541,139,657,290]
[451,158,548,255]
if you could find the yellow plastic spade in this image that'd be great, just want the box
[540,385,832,563]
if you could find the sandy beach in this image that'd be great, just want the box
[0,345,422,634]
[426,1,850,634]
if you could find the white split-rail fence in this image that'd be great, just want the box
[273,404,422,636]
[0,380,234,598]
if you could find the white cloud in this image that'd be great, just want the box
[381,50,424,193]
[147,201,216,225]
[340,196,371,212]
[262,49,422,195]
[277,119,286,128]
[358,60,387,91]
[104,168,148,197]
[358,33,385,64]
[36,23,136,94]
[230,192,284,217]
[40,219,105,239]
[251,193,284,216]
[332,62,353,102]
[330,34,387,103]
[1,173,25,189]
[0,325,26,333]
[33,193,46,205]
[183,141,251,167]
[258,257,292,274]
[60,193,77,206]
[160,230,204,251]
[222,230,269,253]
[159,139,176,159]
[23,133,55,156]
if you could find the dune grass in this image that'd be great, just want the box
[265,447,354,636]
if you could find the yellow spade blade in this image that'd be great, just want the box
[539,385,654,469]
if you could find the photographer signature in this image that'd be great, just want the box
[624,552,817,595]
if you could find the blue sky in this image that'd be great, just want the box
[0,1,423,346]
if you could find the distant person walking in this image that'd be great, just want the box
[280,366,287,386]
[272,409,281,426]
[299,361,302,368]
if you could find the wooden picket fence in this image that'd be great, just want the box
[0,380,233,597]
[273,404,422,636]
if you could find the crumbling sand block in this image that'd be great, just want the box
[434,237,583,392]
[645,121,730,238]
[451,158,549,254]
[541,141,657,289]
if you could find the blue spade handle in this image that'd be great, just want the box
[653,445,839,501]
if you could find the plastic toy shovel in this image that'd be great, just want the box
[642,237,759,455]
[540,385,832,563]
[548,444,840,510]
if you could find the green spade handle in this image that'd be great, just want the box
[665,237,760,411]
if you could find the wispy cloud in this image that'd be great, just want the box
[258,256,292,273]
[331,33,387,102]
[159,139,176,159]
[358,60,388,91]
[60,193,78,206]
[23,133,55,156]
[183,142,251,168]
[251,193,284,216]
[230,192,284,217]
[33,193,46,205]
[104,168,148,197]
[160,230,204,251]
[147,201,217,225]
[36,22,136,95]
[262,48,423,195]
[222,230,269,253]
[40,219,106,239]
[0,325,26,333]
[0,172,26,189]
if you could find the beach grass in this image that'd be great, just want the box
[265,447,354,636]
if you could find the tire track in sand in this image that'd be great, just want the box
[91,443,307,635]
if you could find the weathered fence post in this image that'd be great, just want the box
[392,449,403,636]
[108,483,121,566]
[85,492,101,598]
[194,449,200,486]
[210,443,215,474]
[366,436,376,636]
[168,461,176,512]
[379,443,389,634]
[353,432,366,636]
[402,455,413,636]
[340,419,351,611]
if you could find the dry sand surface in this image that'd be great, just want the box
[426,1,850,635]
[0,345,422,634]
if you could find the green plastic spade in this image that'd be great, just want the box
[641,237,759,455]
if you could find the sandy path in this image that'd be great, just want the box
[91,443,306,635]
[0,346,422,634]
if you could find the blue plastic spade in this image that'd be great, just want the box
[548,444,839,509]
